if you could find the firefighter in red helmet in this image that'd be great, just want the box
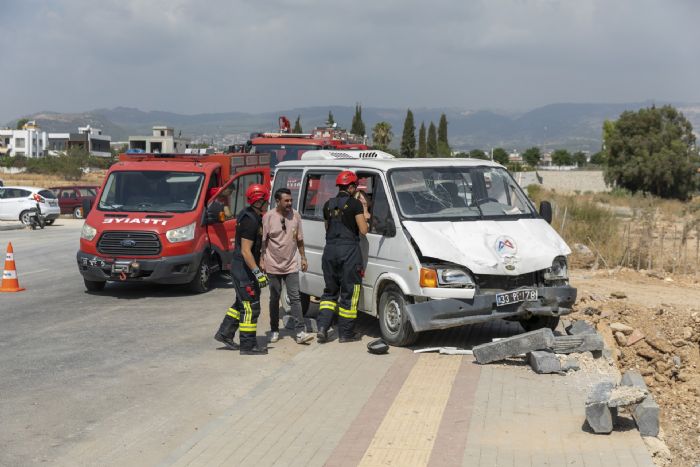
[214,183,271,355]
[317,170,369,343]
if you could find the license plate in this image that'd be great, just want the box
[49,200,57,206]
[111,263,131,274]
[496,289,537,306]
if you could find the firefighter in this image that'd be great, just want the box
[214,183,270,355]
[317,170,369,343]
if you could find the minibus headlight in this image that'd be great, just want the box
[544,256,568,280]
[166,222,196,243]
[437,268,476,289]
[80,223,97,241]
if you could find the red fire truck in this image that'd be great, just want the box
[248,116,367,172]
[77,152,270,293]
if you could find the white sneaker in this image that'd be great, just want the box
[270,332,280,343]
[295,332,314,345]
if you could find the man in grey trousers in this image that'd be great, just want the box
[260,188,314,344]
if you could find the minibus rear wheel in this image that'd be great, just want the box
[378,284,418,347]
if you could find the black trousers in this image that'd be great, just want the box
[223,257,261,350]
[319,242,362,338]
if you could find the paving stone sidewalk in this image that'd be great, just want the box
[159,320,655,467]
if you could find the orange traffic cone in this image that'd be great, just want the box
[1,242,25,292]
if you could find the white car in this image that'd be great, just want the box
[0,186,61,225]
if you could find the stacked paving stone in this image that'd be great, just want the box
[585,370,660,435]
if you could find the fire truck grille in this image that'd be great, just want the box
[97,231,162,256]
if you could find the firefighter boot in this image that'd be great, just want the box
[214,315,240,350]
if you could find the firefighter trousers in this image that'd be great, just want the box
[318,242,362,338]
[218,257,261,350]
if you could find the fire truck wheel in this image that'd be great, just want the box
[84,279,106,292]
[188,257,211,293]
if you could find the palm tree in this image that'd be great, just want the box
[372,122,393,150]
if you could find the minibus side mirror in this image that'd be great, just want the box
[206,202,225,224]
[82,198,93,217]
[539,201,553,224]
[383,217,397,237]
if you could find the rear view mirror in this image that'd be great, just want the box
[539,201,553,224]
[384,217,397,237]
[82,198,93,217]
[206,202,224,224]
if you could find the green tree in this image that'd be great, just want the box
[326,111,335,126]
[16,118,29,130]
[371,121,393,150]
[551,149,572,166]
[437,113,450,156]
[350,104,365,136]
[589,151,606,165]
[427,122,437,156]
[572,151,587,167]
[469,149,489,160]
[454,152,469,158]
[493,147,509,165]
[400,109,416,158]
[522,147,542,167]
[293,115,303,133]
[418,122,427,158]
[603,105,699,200]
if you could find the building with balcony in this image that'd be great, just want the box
[128,126,190,153]
[47,126,112,157]
[0,121,47,158]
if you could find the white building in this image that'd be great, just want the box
[0,121,47,158]
[128,126,190,153]
[47,125,112,157]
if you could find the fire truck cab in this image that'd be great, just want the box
[77,152,270,293]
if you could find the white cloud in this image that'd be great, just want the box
[1,0,698,123]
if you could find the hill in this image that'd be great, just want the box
[7,102,700,153]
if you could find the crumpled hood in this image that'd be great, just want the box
[402,218,571,275]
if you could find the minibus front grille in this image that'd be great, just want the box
[97,231,162,256]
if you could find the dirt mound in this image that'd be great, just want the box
[570,270,700,466]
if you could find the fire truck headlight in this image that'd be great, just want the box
[80,223,97,241]
[166,222,196,243]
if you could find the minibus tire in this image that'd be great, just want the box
[84,279,106,292]
[518,315,560,332]
[188,257,211,293]
[378,284,418,347]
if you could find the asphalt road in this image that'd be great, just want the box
[0,219,314,466]
[0,219,524,466]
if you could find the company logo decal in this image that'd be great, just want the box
[120,239,137,247]
[495,236,517,255]
[102,218,168,226]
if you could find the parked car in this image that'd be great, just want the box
[50,186,98,219]
[0,186,61,225]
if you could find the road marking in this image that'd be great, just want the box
[358,354,462,467]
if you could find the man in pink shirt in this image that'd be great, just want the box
[260,188,314,344]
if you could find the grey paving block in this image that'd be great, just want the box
[567,320,597,335]
[634,396,660,437]
[607,386,647,407]
[528,350,561,374]
[562,357,580,372]
[552,333,604,354]
[621,370,648,390]
[304,317,318,333]
[473,328,555,364]
[585,381,616,434]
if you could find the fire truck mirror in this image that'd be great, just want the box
[206,202,224,224]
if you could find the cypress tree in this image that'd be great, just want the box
[418,122,427,158]
[293,115,303,133]
[350,103,365,136]
[327,111,335,126]
[427,122,437,156]
[437,113,450,156]
[400,109,416,158]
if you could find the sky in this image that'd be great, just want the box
[2,0,699,124]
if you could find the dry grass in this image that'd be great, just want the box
[529,186,700,274]
[0,171,106,188]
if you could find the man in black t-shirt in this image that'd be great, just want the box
[317,171,369,343]
[214,183,271,355]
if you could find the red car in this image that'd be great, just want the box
[50,186,99,219]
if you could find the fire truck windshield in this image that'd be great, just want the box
[254,144,321,169]
[98,171,204,213]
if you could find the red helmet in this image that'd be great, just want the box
[246,184,270,205]
[336,170,358,186]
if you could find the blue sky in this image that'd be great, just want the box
[2,0,699,123]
